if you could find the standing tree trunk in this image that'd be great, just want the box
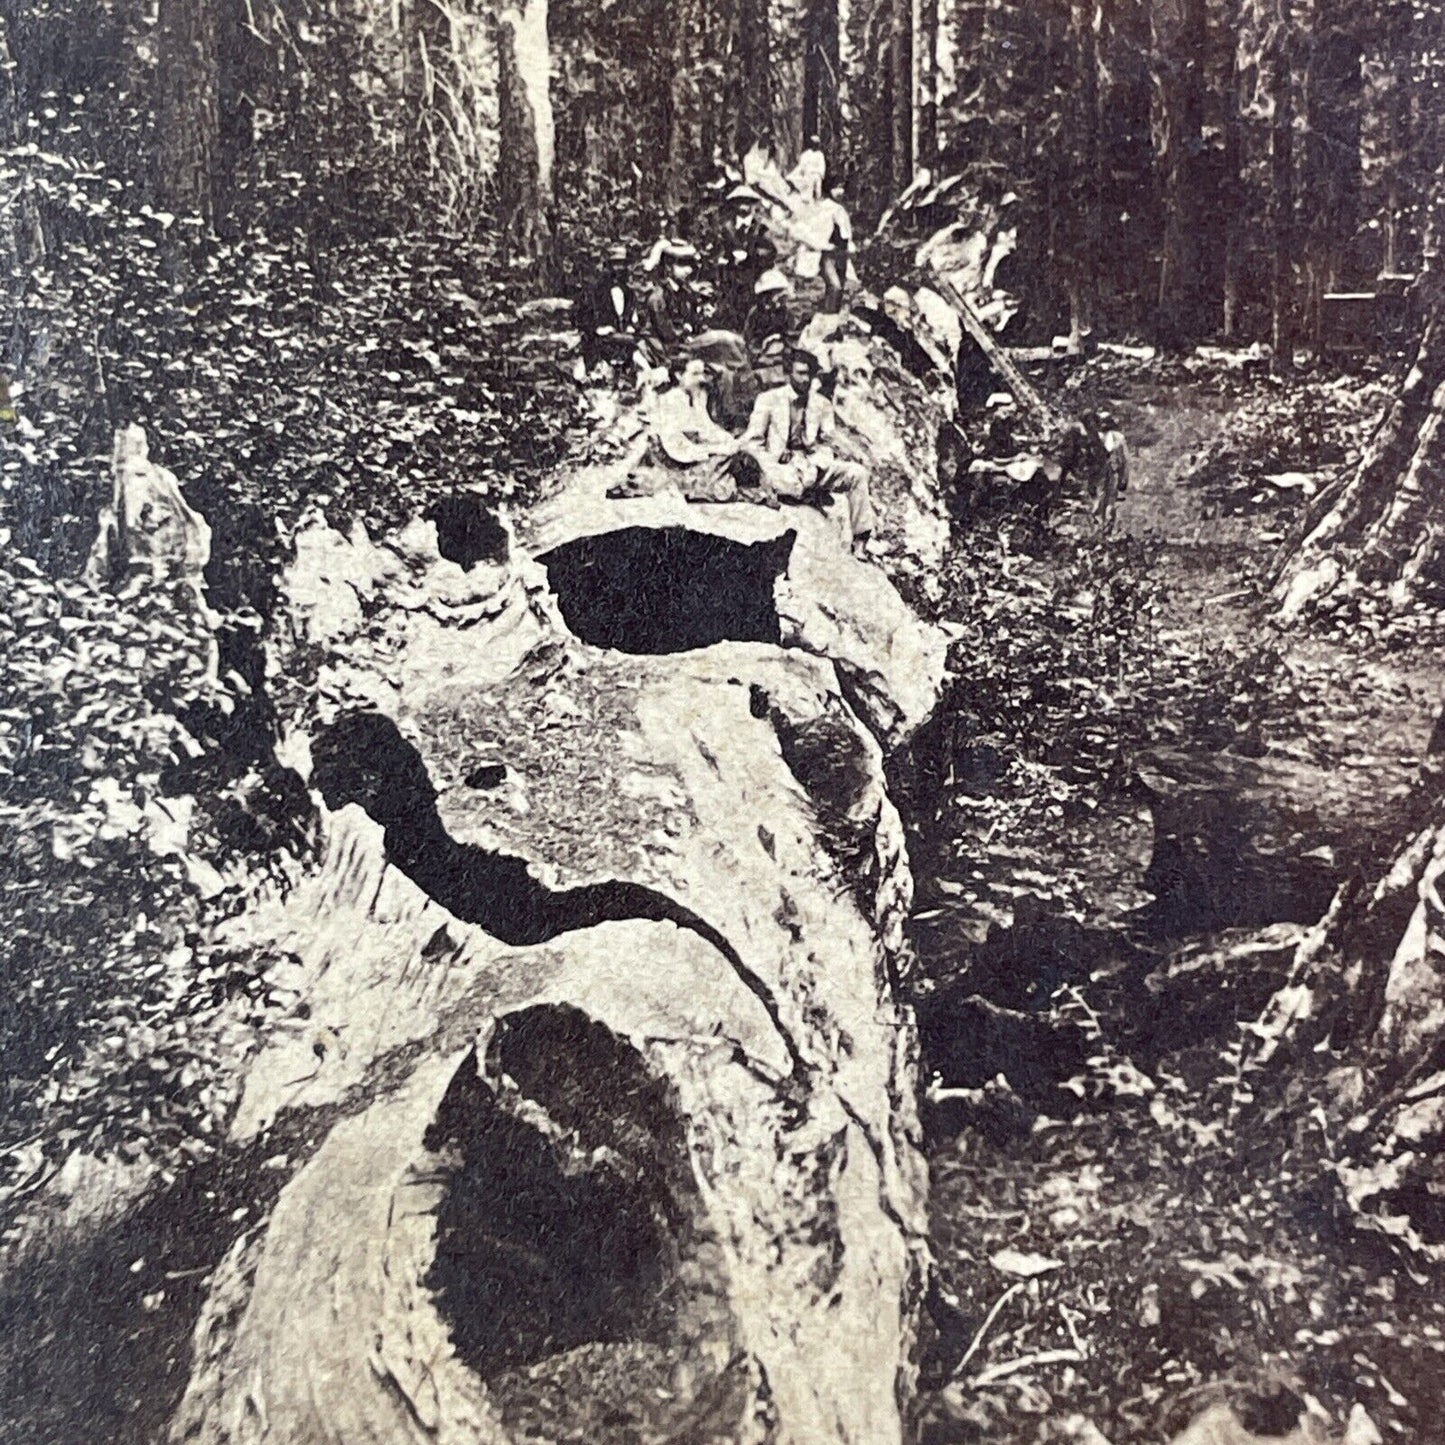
[845,0,905,217]
[1221,0,1245,338]
[1301,0,1362,344]
[497,0,555,270]
[1268,0,1296,372]
[803,0,844,163]
[917,0,939,170]
[154,0,220,227]
[1065,0,1103,344]
[733,0,774,156]
[772,0,807,169]
[666,0,703,217]
[890,0,914,196]
[1275,256,1445,618]
[1377,11,1414,279]
[1151,0,1207,349]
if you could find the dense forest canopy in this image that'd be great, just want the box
[5,0,1445,341]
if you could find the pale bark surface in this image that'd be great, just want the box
[164,327,953,1445]
[497,0,554,263]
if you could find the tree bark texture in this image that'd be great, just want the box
[1065,0,1102,339]
[1276,277,1445,616]
[846,0,913,216]
[772,0,808,168]
[918,0,939,169]
[497,0,554,267]
[890,0,914,194]
[803,0,844,162]
[1302,0,1363,336]
[154,0,220,226]
[1268,0,1297,370]
[1150,0,1206,348]
[733,0,775,156]
[1222,0,1246,336]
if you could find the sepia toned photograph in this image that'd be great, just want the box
[1,2,1443,1442]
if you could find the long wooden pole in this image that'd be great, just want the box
[925,267,1058,429]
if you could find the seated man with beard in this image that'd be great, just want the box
[741,348,875,557]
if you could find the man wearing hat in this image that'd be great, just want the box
[575,242,638,376]
[717,191,779,326]
[984,391,1019,457]
[742,348,876,557]
[640,242,701,352]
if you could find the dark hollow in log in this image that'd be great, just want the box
[539,526,796,653]
[424,1009,694,1375]
[422,1007,754,1440]
[426,496,512,569]
[916,988,1092,1108]
[310,711,811,1082]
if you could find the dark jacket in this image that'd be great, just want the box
[743,298,793,353]
[575,270,639,367]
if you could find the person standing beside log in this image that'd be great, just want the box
[574,243,639,378]
[816,182,853,314]
[639,243,701,357]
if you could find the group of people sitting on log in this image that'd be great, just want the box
[573,142,855,383]
[573,144,877,556]
[574,140,1128,546]
[649,347,875,557]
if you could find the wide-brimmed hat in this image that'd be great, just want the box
[754,268,793,296]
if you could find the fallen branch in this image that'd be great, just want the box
[956,1281,1024,1375]
[923,268,1056,429]
[973,1348,1086,1386]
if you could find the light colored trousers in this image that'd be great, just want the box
[755,448,875,538]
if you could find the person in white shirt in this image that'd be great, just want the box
[742,349,875,555]
[651,358,738,468]
[1096,409,1130,534]
[797,182,849,315]
[789,136,827,203]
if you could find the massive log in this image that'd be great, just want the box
[165,333,951,1443]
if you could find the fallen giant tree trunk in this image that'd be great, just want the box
[167,341,951,1444]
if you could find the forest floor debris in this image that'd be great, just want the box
[912,354,1445,1444]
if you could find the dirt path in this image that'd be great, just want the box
[916,371,1445,1445]
[1117,378,1441,840]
